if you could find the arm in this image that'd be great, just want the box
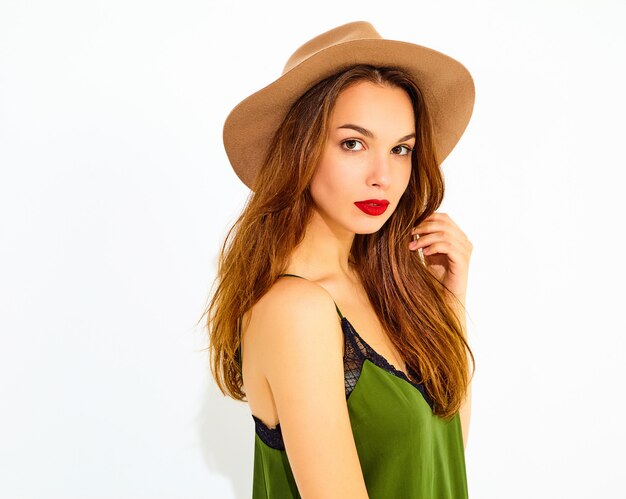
[254,279,370,498]
[450,293,472,450]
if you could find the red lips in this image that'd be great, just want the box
[354,199,390,216]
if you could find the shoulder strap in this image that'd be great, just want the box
[237,317,242,373]
[278,273,344,319]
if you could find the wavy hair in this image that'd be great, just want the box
[202,64,475,419]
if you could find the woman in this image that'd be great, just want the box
[206,21,476,498]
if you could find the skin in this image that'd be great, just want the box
[242,80,473,497]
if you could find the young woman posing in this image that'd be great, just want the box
[206,21,476,498]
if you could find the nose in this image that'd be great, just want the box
[366,151,392,189]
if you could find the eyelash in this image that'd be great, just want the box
[340,139,413,156]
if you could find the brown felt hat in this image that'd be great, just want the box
[222,20,475,190]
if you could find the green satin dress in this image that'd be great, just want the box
[238,274,468,498]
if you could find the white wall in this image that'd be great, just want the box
[1,1,624,497]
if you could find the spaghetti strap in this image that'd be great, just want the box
[278,273,344,319]
[237,317,243,374]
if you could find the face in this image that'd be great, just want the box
[310,80,415,235]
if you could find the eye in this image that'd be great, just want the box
[392,145,414,156]
[341,139,364,152]
[341,139,414,156]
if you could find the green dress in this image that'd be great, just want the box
[238,274,468,498]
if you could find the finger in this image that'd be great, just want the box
[410,231,469,253]
[410,231,438,246]
[423,239,471,262]
[411,215,459,233]
[411,220,447,235]
[422,240,454,256]
[409,231,446,250]
[411,223,433,235]
[412,222,468,244]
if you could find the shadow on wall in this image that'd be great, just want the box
[195,359,254,499]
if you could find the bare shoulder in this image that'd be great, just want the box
[250,276,341,339]
[246,276,345,388]
[245,277,368,497]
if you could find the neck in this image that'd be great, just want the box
[286,208,355,280]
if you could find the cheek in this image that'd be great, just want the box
[310,161,352,202]
[399,164,413,191]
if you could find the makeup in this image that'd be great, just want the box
[354,199,390,216]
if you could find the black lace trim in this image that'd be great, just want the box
[252,414,285,451]
[342,318,434,409]
[252,317,433,451]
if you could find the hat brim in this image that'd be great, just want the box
[223,38,475,189]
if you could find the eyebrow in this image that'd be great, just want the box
[337,123,416,143]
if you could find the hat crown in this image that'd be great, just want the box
[282,21,382,75]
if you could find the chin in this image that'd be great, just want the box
[351,218,390,235]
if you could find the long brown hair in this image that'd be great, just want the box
[202,64,474,420]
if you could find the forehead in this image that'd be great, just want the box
[329,81,415,134]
